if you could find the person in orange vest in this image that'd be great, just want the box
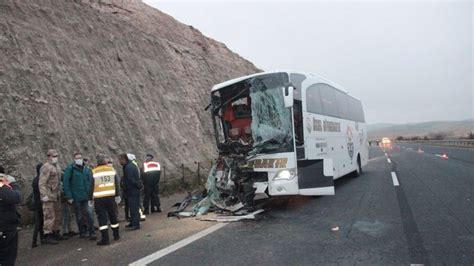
[142,154,161,214]
[90,154,121,245]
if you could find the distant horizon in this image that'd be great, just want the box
[368,118,474,126]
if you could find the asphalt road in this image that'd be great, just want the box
[17,144,474,265]
[150,144,474,265]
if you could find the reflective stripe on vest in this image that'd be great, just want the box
[92,165,116,199]
[143,161,161,173]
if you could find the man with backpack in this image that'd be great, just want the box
[63,152,96,240]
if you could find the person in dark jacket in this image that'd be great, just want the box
[32,163,45,248]
[0,165,21,266]
[63,152,96,240]
[118,153,142,230]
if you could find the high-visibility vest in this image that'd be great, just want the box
[143,161,161,173]
[92,165,116,199]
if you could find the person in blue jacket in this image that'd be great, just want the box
[63,152,96,240]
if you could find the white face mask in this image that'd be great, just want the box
[75,159,83,165]
[51,157,59,164]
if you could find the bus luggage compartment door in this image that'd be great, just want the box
[298,159,335,196]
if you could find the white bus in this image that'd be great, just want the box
[208,70,368,208]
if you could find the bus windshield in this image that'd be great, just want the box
[211,72,294,155]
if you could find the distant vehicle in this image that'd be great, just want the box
[208,70,368,209]
[380,137,393,150]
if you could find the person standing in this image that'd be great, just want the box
[127,154,146,221]
[142,154,162,214]
[39,149,64,244]
[91,155,121,245]
[119,153,142,230]
[63,152,96,240]
[0,166,21,266]
[31,163,45,248]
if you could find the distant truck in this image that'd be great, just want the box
[207,70,368,210]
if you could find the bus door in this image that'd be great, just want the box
[297,113,335,196]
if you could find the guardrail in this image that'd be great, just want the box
[397,140,474,148]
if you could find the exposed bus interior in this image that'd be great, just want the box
[205,73,294,213]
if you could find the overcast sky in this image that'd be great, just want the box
[144,1,472,124]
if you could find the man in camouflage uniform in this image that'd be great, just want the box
[39,149,64,244]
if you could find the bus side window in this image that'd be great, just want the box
[306,85,323,114]
[319,84,339,118]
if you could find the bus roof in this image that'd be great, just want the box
[211,70,360,101]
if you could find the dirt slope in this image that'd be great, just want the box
[0,0,260,188]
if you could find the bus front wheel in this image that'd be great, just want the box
[354,155,362,177]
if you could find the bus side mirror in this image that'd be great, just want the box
[283,86,294,108]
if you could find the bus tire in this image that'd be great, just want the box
[354,155,362,177]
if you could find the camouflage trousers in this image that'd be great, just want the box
[42,201,62,234]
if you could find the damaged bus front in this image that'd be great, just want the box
[207,71,336,212]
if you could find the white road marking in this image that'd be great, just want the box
[384,153,388,156]
[391,172,400,186]
[387,158,391,163]
[368,156,385,162]
[129,223,228,265]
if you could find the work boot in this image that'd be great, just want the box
[112,228,120,241]
[43,234,59,245]
[89,232,97,241]
[54,231,67,241]
[97,230,110,246]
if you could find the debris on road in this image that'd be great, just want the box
[331,226,340,232]
[197,209,265,222]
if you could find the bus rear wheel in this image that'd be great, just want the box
[354,155,362,177]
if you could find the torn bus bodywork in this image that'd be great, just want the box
[205,72,297,212]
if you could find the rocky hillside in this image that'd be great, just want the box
[0,0,260,188]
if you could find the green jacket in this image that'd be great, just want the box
[63,163,93,202]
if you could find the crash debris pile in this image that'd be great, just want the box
[168,161,264,222]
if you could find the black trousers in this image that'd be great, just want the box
[0,230,18,266]
[124,197,130,220]
[94,197,119,232]
[32,207,44,244]
[143,183,160,212]
[128,194,140,228]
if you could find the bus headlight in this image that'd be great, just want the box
[273,169,296,181]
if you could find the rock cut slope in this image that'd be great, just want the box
[0,0,260,185]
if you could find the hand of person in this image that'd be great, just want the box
[88,200,94,208]
[67,199,73,204]
[115,196,121,204]
[0,177,8,187]
[41,196,49,202]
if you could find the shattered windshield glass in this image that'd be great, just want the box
[210,72,293,155]
[249,73,293,154]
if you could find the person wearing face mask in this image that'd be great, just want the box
[63,152,96,240]
[39,149,63,244]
